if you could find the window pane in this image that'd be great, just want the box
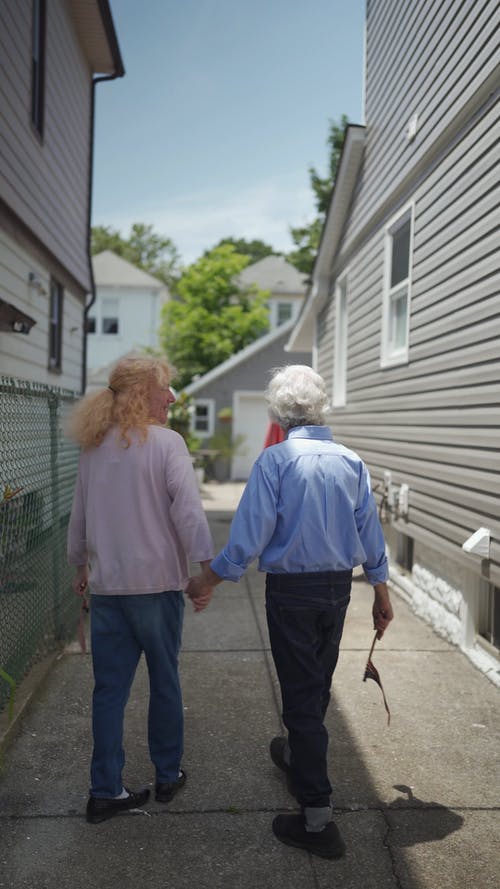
[49,278,63,369]
[391,217,411,287]
[86,317,96,334]
[390,287,408,350]
[277,302,293,325]
[31,0,46,135]
[478,584,500,650]
[102,317,119,334]
[195,404,209,432]
[102,298,119,334]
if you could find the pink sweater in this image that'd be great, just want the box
[67,425,214,594]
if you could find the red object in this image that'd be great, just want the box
[264,422,286,448]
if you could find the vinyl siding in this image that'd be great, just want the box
[0,229,83,390]
[0,0,92,291]
[343,0,500,248]
[322,101,500,586]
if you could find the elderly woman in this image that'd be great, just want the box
[67,356,213,824]
[187,364,393,859]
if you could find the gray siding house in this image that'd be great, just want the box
[0,0,123,391]
[184,256,310,480]
[185,319,311,480]
[289,0,500,677]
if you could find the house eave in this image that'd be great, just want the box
[70,0,125,76]
[287,124,366,352]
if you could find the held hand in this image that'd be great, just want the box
[185,575,214,613]
[72,566,88,598]
[372,583,394,639]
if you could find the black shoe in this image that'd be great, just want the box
[270,737,297,797]
[270,736,290,773]
[155,769,187,803]
[272,813,346,860]
[86,787,150,824]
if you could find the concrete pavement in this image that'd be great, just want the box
[0,481,499,888]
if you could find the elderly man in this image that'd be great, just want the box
[187,365,393,859]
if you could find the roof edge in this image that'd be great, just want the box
[96,0,125,76]
[286,124,366,352]
[184,320,297,395]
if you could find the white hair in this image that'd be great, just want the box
[265,365,330,429]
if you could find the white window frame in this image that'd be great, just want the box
[269,297,300,329]
[191,399,215,437]
[312,317,318,371]
[381,202,414,367]
[333,272,348,407]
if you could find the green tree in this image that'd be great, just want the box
[208,237,279,265]
[91,223,181,288]
[287,115,349,277]
[160,244,270,388]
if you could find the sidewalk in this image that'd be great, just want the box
[0,483,499,889]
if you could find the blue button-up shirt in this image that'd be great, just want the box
[211,426,388,585]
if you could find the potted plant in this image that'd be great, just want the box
[217,407,233,423]
[208,428,246,482]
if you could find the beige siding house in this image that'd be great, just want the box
[289,0,500,679]
[238,255,307,331]
[0,0,123,391]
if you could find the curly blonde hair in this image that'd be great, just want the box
[265,365,329,429]
[67,356,173,449]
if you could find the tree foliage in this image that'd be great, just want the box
[160,244,270,388]
[208,237,279,265]
[91,223,180,288]
[287,115,349,277]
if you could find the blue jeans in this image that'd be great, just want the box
[265,570,352,809]
[90,591,185,797]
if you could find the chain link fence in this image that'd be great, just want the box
[0,377,80,714]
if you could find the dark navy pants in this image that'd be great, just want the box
[265,570,352,809]
[90,590,184,797]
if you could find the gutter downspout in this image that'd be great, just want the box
[82,0,125,393]
[83,73,118,393]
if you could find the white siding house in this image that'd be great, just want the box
[85,250,169,387]
[0,0,123,391]
[288,0,500,680]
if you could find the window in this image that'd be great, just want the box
[333,275,348,406]
[102,298,119,334]
[478,581,500,653]
[396,532,414,572]
[86,316,96,334]
[381,204,413,366]
[48,278,63,371]
[277,302,293,326]
[191,400,215,437]
[31,0,46,137]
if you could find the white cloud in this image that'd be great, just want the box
[94,177,316,266]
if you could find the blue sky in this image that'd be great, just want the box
[92,0,366,265]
